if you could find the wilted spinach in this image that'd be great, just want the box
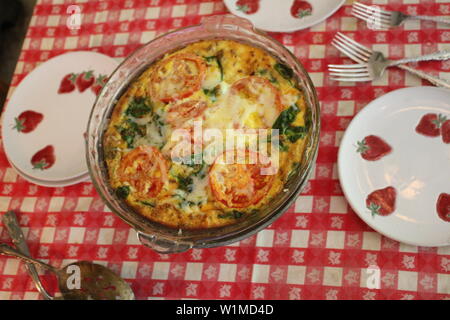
[272,103,307,150]
[116,186,130,199]
[274,62,294,81]
[117,119,146,148]
[218,210,244,219]
[204,55,223,81]
[125,97,152,118]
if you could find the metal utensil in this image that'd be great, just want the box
[352,1,450,29]
[2,211,54,300]
[328,32,450,88]
[0,244,135,300]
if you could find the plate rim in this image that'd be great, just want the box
[337,86,450,247]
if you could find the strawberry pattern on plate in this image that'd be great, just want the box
[338,87,450,247]
[1,51,118,185]
[356,135,392,161]
[59,71,108,95]
[291,0,313,19]
[13,110,43,134]
[224,0,345,32]
[236,0,259,15]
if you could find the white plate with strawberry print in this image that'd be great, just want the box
[224,0,346,32]
[338,87,450,247]
[1,51,118,186]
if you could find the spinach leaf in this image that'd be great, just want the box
[256,69,278,84]
[205,56,223,81]
[118,119,146,148]
[116,186,130,199]
[272,104,307,149]
[203,86,220,102]
[218,210,244,219]
[139,201,155,207]
[274,62,294,81]
[125,97,152,118]
[273,104,300,134]
[177,175,193,193]
[285,125,308,142]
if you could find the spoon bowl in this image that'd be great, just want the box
[0,244,135,300]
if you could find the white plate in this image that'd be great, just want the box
[11,162,91,188]
[1,51,118,183]
[338,87,450,247]
[224,0,346,32]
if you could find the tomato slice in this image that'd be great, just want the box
[166,100,207,128]
[209,150,275,208]
[150,53,207,103]
[228,76,283,128]
[118,146,168,198]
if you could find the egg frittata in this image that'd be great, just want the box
[103,40,310,229]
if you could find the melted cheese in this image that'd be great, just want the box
[103,39,308,229]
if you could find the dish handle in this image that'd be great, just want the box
[137,231,193,254]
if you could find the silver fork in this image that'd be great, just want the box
[352,1,450,29]
[328,32,450,88]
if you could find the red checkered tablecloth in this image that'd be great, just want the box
[0,0,449,300]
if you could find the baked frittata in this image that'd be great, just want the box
[103,39,310,229]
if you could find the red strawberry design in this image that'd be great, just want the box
[31,145,55,170]
[13,110,43,133]
[436,193,450,222]
[58,73,77,94]
[91,74,108,96]
[291,0,313,19]
[441,120,450,144]
[415,113,447,137]
[236,0,259,15]
[356,135,392,161]
[76,70,95,92]
[366,186,396,217]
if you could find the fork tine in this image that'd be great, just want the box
[352,7,392,24]
[335,33,372,55]
[334,33,372,60]
[330,76,373,82]
[329,72,371,78]
[328,63,368,69]
[328,68,369,74]
[332,41,367,64]
[353,1,391,16]
[328,65,369,73]
[351,10,391,30]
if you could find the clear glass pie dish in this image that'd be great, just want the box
[86,15,320,253]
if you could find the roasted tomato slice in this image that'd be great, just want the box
[150,53,207,103]
[118,146,168,198]
[209,150,275,208]
[166,100,207,128]
[228,76,283,128]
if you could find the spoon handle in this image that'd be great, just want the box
[2,211,54,300]
[0,243,59,274]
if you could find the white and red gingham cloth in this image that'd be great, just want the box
[0,0,449,300]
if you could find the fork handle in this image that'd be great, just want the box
[397,64,450,89]
[388,50,450,67]
[408,15,450,25]
[2,211,54,300]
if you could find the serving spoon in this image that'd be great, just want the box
[0,244,135,300]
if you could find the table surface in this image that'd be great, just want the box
[0,0,449,300]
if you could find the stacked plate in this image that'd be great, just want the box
[1,51,118,187]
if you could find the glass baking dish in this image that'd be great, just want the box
[86,15,320,253]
